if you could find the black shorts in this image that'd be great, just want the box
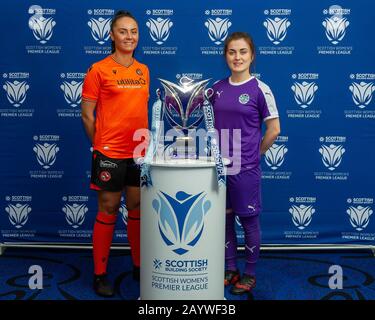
[90,150,141,191]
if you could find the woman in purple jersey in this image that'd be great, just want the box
[211,32,280,295]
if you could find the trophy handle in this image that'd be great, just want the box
[156,88,165,101]
[204,88,214,100]
[156,88,161,99]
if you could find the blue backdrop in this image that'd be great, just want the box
[1,0,374,246]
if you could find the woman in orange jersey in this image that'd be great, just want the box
[81,10,149,297]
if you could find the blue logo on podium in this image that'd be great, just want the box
[152,191,211,255]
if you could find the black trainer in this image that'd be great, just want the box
[224,269,240,287]
[93,274,114,297]
[230,274,256,295]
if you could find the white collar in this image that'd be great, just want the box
[228,76,254,86]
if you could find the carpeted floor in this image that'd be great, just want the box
[0,247,374,300]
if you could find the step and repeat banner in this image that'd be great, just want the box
[1,0,374,246]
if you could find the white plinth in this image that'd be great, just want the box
[140,158,226,300]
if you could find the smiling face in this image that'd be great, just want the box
[225,38,254,76]
[110,16,139,54]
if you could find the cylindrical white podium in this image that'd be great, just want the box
[140,159,226,300]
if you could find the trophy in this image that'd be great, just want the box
[142,76,225,187]
[158,76,210,159]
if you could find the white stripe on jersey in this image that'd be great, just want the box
[257,79,279,120]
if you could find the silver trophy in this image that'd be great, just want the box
[142,76,225,187]
[158,76,210,159]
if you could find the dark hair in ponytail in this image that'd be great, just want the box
[110,10,138,54]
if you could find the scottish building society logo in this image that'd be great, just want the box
[291,81,318,108]
[153,259,162,270]
[146,17,173,45]
[5,203,32,229]
[152,191,211,255]
[265,144,288,170]
[3,80,29,107]
[62,203,88,228]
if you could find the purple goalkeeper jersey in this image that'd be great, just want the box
[211,76,279,171]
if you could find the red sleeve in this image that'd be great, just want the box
[82,64,101,102]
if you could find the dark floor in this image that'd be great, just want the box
[0,247,374,300]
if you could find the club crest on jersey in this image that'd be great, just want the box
[136,69,143,76]
[239,93,250,104]
[99,171,111,182]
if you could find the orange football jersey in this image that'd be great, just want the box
[82,56,149,158]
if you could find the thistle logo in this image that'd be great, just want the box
[146,18,173,45]
[264,144,288,170]
[3,81,30,107]
[28,14,56,44]
[291,82,318,108]
[152,191,211,255]
[33,143,59,169]
[289,205,315,230]
[119,203,128,226]
[263,17,291,45]
[153,259,162,270]
[205,18,232,45]
[323,16,349,45]
[5,204,31,229]
[62,204,88,228]
[349,82,374,109]
[319,144,345,171]
[347,206,373,231]
[60,81,83,107]
[88,17,111,44]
